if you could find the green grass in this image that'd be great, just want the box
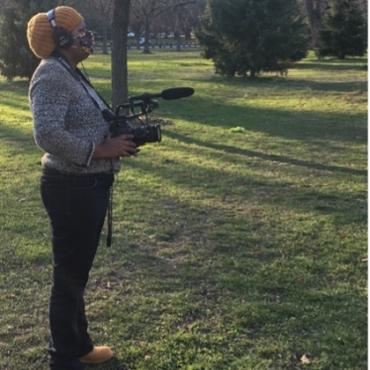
[0,50,367,369]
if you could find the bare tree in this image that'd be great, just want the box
[299,0,367,50]
[165,0,205,51]
[89,0,113,54]
[130,9,144,49]
[111,0,130,107]
[131,0,195,53]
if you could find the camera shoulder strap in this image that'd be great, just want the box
[54,55,113,115]
[53,54,116,248]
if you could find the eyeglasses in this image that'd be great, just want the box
[72,21,95,51]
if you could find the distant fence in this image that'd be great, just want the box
[94,40,200,53]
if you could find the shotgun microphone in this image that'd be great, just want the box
[161,87,194,100]
[129,87,194,102]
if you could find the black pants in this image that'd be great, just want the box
[41,168,114,370]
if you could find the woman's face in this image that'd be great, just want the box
[71,21,95,61]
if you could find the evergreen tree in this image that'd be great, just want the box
[0,0,58,80]
[196,0,309,77]
[318,0,367,59]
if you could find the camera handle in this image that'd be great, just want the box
[115,98,159,124]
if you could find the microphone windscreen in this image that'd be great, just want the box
[161,87,194,100]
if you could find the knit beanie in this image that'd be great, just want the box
[27,6,83,59]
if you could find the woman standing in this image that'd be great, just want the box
[27,6,136,370]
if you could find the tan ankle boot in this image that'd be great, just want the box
[79,346,114,364]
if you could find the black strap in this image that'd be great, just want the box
[107,185,113,247]
[55,55,113,113]
[75,67,114,111]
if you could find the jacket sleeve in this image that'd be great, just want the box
[30,72,95,167]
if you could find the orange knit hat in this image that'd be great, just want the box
[27,6,83,59]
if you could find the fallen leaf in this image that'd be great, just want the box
[300,354,311,364]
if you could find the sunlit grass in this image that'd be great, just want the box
[0,50,367,369]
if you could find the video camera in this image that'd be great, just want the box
[103,87,194,146]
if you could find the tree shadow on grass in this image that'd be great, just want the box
[164,130,367,176]
[0,95,31,110]
[0,120,36,154]
[0,79,29,94]
[162,96,366,144]
[276,79,367,92]
[295,56,367,71]
[122,155,366,225]
[188,74,367,93]
[94,178,366,368]
[295,62,367,72]
[0,82,31,111]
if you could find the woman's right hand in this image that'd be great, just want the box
[93,135,138,159]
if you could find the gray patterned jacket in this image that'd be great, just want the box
[29,57,120,174]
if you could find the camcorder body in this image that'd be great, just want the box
[103,87,194,146]
[106,112,162,146]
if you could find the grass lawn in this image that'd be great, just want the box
[0,51,367,369]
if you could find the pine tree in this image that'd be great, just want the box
[318,0,367,59]
[0,0,58,80]
[196,0,309,77]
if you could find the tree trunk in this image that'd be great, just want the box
[304,0,323,48]
[143,17,151,54]
[102,22,108,54]
[174,30,181,51]
[184,28,191,41]
[135,35,141,50]
[111,0,130,108]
